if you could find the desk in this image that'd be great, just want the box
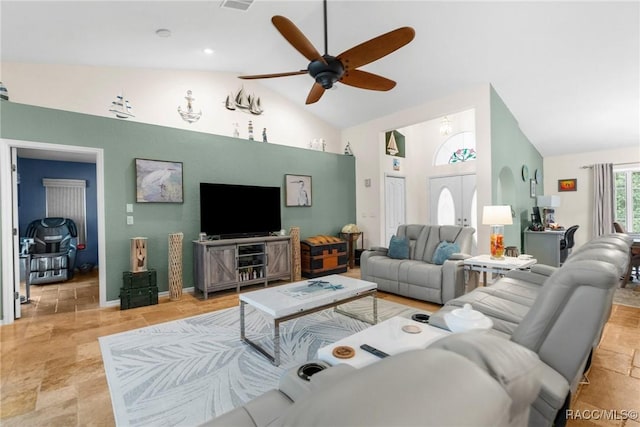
[524,230,565,267]
[464,255,537,287]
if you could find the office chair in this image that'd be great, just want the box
[613,221,640,285]
[559,225,579,264]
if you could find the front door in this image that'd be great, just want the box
[429,174,477,253]
[384,175,406,245]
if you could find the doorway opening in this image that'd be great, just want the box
[0,138,106,324]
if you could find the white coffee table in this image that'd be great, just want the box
[316,316,450,368]
[240,275,378,366]
[464,254,537,286]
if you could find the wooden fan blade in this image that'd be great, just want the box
[337,27,415,70]
[272,16,327,65]
[340,69,396,91]
[239,70,307,80]
[306,83,325,104]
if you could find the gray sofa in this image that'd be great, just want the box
[360,224,475,304]
[429,233,632,426]
[202,332,543,427]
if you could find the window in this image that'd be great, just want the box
[43,178,87,245]
[614,168,640,233]
[434,131,477,166]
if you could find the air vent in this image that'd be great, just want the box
[220,0,254,11]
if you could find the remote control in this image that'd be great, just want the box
[360,344,389,358]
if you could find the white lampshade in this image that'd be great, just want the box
[537,195,561,208]
[482,205,513,225]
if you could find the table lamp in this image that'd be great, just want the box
[482,205,513,259]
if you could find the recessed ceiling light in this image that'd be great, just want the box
[203,48,215,55]
[155,29,171,38]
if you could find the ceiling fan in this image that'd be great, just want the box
[239,0,415,105]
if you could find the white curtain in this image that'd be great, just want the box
[43,178,87,245]
[592,163,615,237]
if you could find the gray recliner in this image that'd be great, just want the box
[428,233,632,426]
[202,332,543,427]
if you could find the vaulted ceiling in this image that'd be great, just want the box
[2,1,638,157]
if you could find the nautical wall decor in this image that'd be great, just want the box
[225,87,263,115]
[178,90,202,123]
[0,82,9,101]
[109,93,134,119]
[385,130,406,157]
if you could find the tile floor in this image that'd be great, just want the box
[1,269,639,426]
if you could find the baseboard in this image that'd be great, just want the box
[104,286,196,307]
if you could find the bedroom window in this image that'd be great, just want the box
[43,178,87,245]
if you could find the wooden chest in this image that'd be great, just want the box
[301,235,348,278]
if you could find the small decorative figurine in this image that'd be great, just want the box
[344,142,353,156]
[248,120,254,140]
[262,128,268,143]
[233,122,239,138]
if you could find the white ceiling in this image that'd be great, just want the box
[2,1,638,157]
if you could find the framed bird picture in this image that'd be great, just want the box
[135,158,183,203]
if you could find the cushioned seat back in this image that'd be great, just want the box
[396,224,428,260]
[26,217,77,254]
[396,224,475,263]
[510,258,624,383]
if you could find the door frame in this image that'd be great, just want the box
[0,138,107,325]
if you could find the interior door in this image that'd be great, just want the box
[11,148,21,319]
[430,174,477,253]
[384,175,406,245]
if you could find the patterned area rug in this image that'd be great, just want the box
[614,281,640,308]
[99,298,422,427]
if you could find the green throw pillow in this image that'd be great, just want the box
[388,235,410,259]
[432,241,460,265]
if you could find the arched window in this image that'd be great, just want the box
[434,131,477,166]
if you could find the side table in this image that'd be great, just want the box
[339,231,363,269]
[464,255,537,287]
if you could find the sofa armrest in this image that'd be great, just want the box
[531,264,557,276]
[449,252,472,261]
[441,258,466,303]
[367,246,388,255]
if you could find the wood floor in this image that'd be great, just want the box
[1,269,639,426]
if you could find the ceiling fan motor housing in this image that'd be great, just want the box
[308,55,345,89]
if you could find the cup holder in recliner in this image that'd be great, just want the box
[412,313,430,324]
[297,363,327,381]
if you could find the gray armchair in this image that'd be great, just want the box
[24,217,78,285]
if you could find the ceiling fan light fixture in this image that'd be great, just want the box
[308,56,344,89]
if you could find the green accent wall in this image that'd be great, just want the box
[490,86,543,252]
[0,103,355,316]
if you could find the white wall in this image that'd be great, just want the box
[543,146,640,249]
[342,85,492,248]
[0,62,341,152]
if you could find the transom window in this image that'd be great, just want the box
[434,131,477,166]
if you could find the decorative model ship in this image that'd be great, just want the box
[109,94,134,119]
[178,90,202,123]
[225,87,263,115]
[386,132,399,155]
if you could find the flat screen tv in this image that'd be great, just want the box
[200,182,281,238]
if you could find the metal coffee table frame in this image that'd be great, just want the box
[240,289,378,366]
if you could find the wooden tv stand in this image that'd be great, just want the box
[193,235,291,299]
